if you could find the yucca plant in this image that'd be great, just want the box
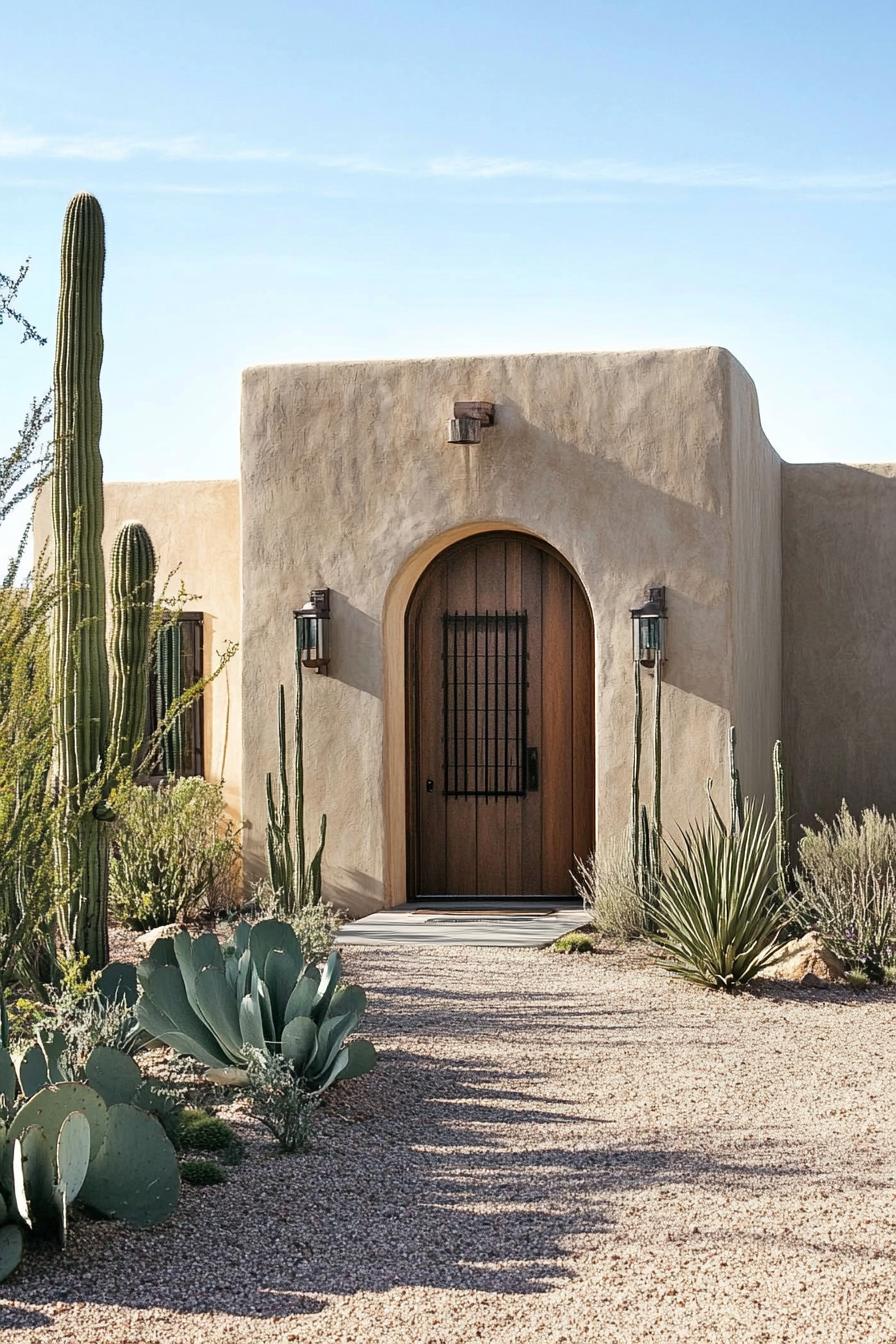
[649,802,786,990]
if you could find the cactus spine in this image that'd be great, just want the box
[51,193,111,968]
[109,522,157,772]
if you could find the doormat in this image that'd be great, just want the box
[425,915,557,925]
[412,908,557,918]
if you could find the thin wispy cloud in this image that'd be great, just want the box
[4,128,896,200]
[0,130,290,163]
[423,155,896,197]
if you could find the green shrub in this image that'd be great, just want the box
[110,776,240,928]
[883,965,896,987]
[255,879,341,962]
[552,931,596,954]
[650,803,786,991]
[45,961,143,1064]
[179,1107,236,1152]
[792,803,896,981]
[844,968,871,991]
[573,841,644,940]
[245,1050,320,1153]
[180,1158,226,1187]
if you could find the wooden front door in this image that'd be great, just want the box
[406,532,594,898]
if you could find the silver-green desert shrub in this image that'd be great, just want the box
[793,803,896,980]
[110,776,240,928]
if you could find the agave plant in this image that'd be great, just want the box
[136,920,376,1093]
[649,802,786,990]
[0,1041,180,1281]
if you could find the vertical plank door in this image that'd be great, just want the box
[407,533,593,897]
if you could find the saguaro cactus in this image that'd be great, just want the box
[51,194,157,969]
[51,193,111,968]
[109,522,157,772]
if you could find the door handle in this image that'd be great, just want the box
[526,746,539,792]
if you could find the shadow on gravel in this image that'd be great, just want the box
[0,1043,816,1330]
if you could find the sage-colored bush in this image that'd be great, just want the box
[793,803,896,980]
[573,841,644,940]
[110,777,240,928]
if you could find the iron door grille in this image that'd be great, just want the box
[442,611,528,797]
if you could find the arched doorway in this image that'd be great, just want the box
[405,531,594,899]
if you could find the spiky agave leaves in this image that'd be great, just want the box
[136,919,376,1091]
[649,802,786,990]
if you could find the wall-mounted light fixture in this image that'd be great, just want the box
[294,588,330,674]
[630,586,667,668]
[448,400,495,444]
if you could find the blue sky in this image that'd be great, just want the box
[3,0,896,477]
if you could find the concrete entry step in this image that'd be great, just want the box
[336,902,590,948]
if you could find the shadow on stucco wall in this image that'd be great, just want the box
[783,462,896,829]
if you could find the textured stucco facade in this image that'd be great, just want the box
[238,348,781,909]
[35,480,242,819]
[782,463,896,828]
[61,347,894,912]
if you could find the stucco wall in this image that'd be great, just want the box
[728,359,782,807]
[782,463,896,828]
[241,348,778,911]
[35,480,242,819]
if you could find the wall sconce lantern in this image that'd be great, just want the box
[294,588,330,674]
[630,586,667,669]
[448,401,495,444]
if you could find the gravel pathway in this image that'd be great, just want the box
[2,944,895,1343]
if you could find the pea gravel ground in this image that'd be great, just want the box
[2,943,895,1344]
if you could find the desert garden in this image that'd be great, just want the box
[0,193,895,1342]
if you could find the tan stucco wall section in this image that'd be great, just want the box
[35,480,242,818]
[727,358,782,807]
[782,462,896,827]
[240,348,776,911]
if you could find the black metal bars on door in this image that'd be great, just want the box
[442,611,528,798]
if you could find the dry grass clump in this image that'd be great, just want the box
[573,839,644,940]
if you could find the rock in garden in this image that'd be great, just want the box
[135,923,181,952]
[758,932,846,984]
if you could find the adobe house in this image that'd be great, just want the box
[46,347,896,914]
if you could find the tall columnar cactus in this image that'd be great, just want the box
[651,657,663,880]
[109,522,157,772]
[773,738,791,896]
[51,193,111,968]
[630,661,642,890]
[630,655,662,921]
[51,194,157,969]
[728,725,744,836]
[266,624,327,913]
